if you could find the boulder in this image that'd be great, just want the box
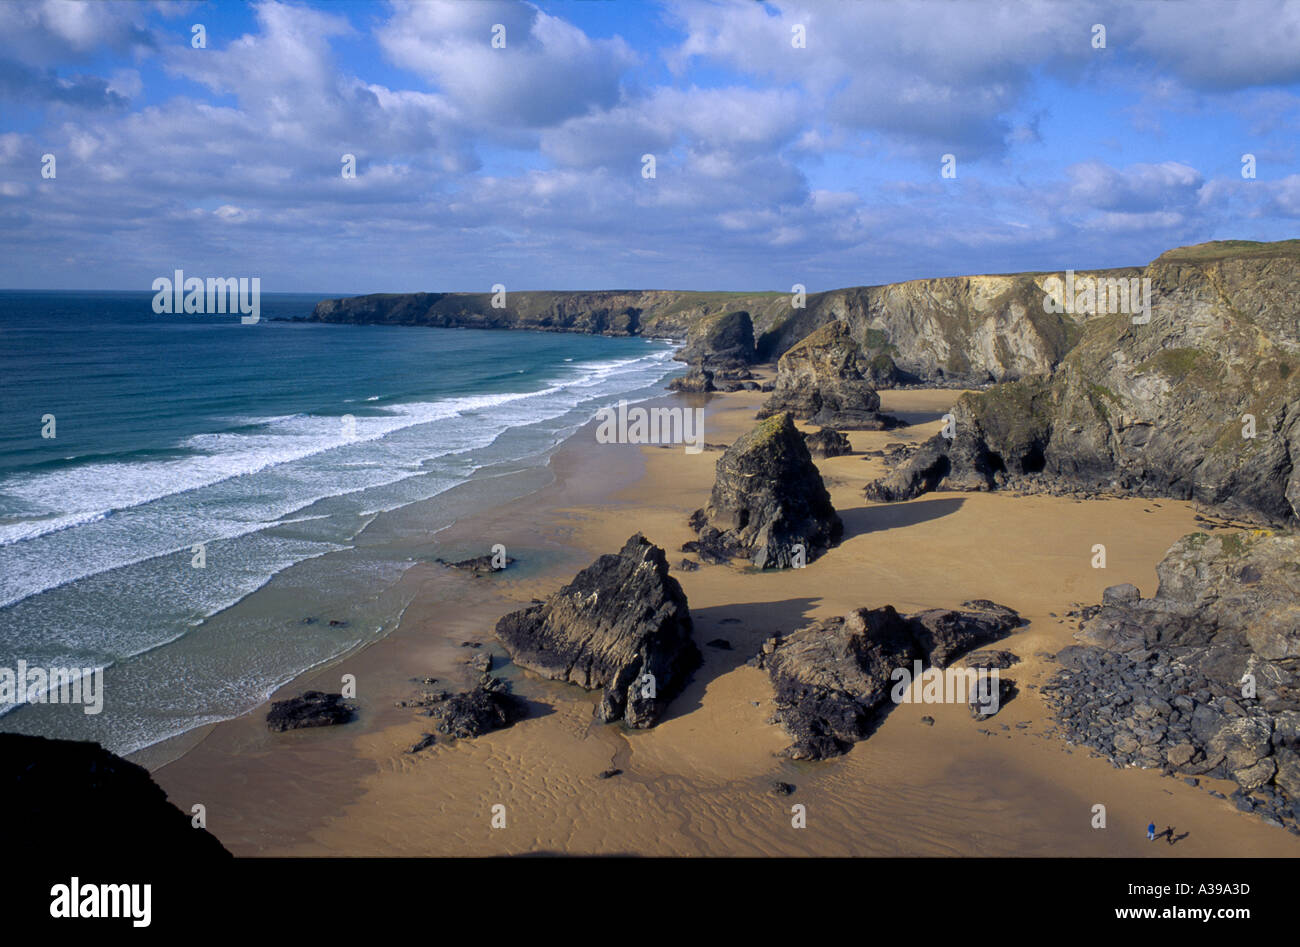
[667,367,716,392]
[495,534,699,727]
[687,413,842,568]
[957,649,1021,670]
[266,691,355,732]
[1102,583,1140,606]
[804,427,852,458]
[435,553,515,574]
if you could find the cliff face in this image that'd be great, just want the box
[867,241,1300,523]
[308,273,1121,384]
[674,309,757,368]
[310,290,790,340]
[310,240,1300,398]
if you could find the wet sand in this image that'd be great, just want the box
[154,380,1300,857]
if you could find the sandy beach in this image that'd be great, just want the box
[152,381,1300,857]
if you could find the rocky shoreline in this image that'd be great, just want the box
[138,238,1300,854]
[1041,530,1300,832]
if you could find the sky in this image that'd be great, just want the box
[1,0,1299,294]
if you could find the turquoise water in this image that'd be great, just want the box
[0,291,678,752]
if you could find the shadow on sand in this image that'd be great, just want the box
[839,495,965,539]
[656,596,822,723]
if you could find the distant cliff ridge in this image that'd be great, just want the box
[309,240,1300,388]
[308,280,1108,386]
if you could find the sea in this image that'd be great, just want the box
[0,291,680,755]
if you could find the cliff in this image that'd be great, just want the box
[866,240,1300,524]
[309,239,1300,395]
[307,270,1133,384]
[2,733,230,859]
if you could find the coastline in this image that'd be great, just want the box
[152,380,1300,857]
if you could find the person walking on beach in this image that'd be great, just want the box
[1147,821,1156,842]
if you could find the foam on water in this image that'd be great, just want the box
[0,319,680,753]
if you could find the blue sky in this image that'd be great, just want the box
[2,0,1299,293]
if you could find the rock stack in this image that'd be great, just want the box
[686,412,843,568]
[495,534,699,728]
[758,321,900,429]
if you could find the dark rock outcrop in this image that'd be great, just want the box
[406,733,436,753]
[756,601,1020,759]
[2,733,230,858]
[687,413,842,568]
[430,676,525,739]
[266,691,355,732]
[436,553,515,574]
[1043,529,1300,829]
[958,649,1021,670]
[866,242,1300,524]
[804,427,852,458]
[495,534,699,727]
[758,321,901,429]
[674,310,757,369]
[666,367,715,392]
[969,677,1017,721]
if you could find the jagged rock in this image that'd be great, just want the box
[770,781,796,796]
[674,310,757,369]
[406,733,436,754]
[957,649,1021,670]
[865,241,1300,524]
[266,691,355,732]
[909,601,1021,667]
[494,534,699,727]
[430,676,525,739]
[1,733,230,859]
[1102,583,1140,606]
[759,601,1019,759]
[667,367,715,392]
[758,322,900,429]
[687,413,842,569]
[435,553,514,574]
[1042,528,1300,830]
[804,427,852,458]
[969,677,1017,721]
[468,652,492,673]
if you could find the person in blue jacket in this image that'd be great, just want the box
[1147,821,1156,842]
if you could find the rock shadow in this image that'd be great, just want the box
[655,596,822,723]
[839,495,965,538]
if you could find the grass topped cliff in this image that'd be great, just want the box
[865,238,1300,523]
[311,238,1300,393]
